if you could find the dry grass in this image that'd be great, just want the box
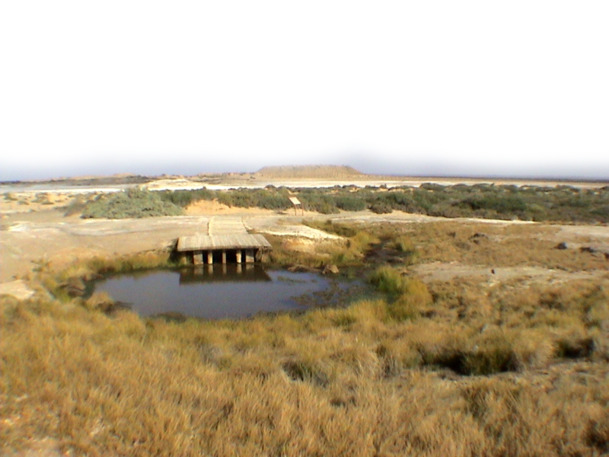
[379,221,607,271]
[31,251,173,302]
[2,273,608,456]
[268,226,379,269]
[1,221,608,456]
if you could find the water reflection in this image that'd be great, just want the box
[179,264,271,284]
[93,268,333,320]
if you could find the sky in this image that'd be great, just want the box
[1,0,608,181]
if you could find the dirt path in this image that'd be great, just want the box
[208,216,248,236]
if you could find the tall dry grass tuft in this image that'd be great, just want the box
[369,266,405,295]
[586,408,609,453]
[389,278,432,321]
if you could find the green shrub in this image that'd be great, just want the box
[299,192,339,214]
[217,189,292,210]
[368,201,393,214]
[81,189,183,219]
[158,189,214,207]
[335,195,366,211]
[75,183,609,222]
[462,195,527,215]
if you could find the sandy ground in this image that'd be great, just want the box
[0,205,342,285]
[0,192,74,214]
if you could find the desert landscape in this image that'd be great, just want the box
[1,166,608,456]
[3,0,608,454]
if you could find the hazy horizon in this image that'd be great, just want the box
[2,160,608,183]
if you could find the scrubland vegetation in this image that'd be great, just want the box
[2,219,608,456]
[80,189,183,219]
[76,183,609,223]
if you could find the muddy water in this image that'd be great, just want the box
[93,265,363,320]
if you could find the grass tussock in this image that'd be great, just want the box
[368,266,432,320]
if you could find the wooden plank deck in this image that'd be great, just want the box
[176,233,271,252]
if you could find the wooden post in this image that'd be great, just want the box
[193,251,203,265]
[236,250,242,264]
[221,250,227,264]
[245,249,254,263]
[207,251,213,265]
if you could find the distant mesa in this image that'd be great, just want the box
[255,165,363,179]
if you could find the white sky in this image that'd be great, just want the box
[1,0,608,180]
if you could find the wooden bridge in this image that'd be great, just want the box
[176,216,271,265]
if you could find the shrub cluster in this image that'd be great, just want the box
[80,184,609,223]
[157,189,214,207]
[81,189,183,219]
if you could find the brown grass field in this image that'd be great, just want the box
[1,208,609,455]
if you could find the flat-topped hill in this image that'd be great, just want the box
[255,165,363,179]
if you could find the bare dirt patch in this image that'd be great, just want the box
[184,199,277,216]
[413,262,608,284]
[0,280,35,300]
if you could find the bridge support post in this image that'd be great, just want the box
[193,251,203,265]
[245,249,254,263]
[207,251,213,265]
[221,250,227,264]
[236,250,242,264]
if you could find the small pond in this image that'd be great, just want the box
[92,265,366,320]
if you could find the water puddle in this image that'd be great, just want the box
[92,265,366,320]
